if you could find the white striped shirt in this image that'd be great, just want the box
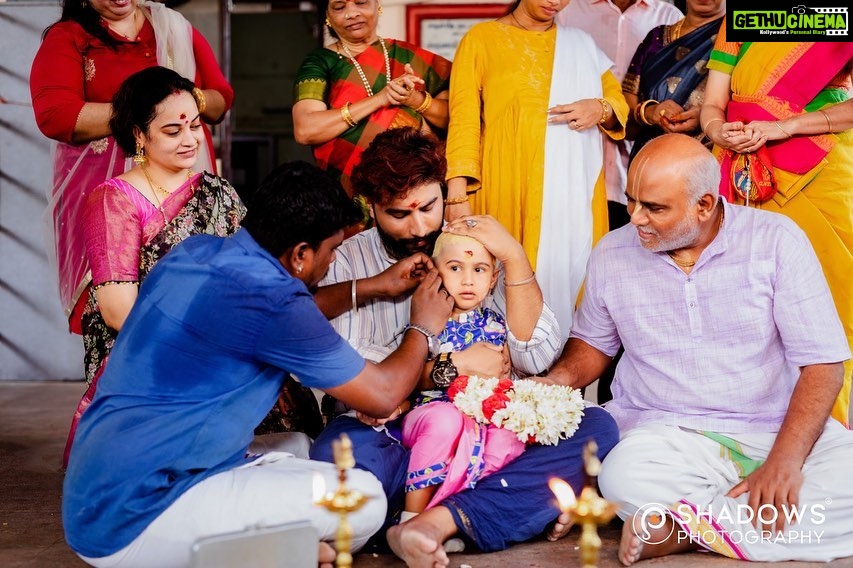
[320,228,562,376]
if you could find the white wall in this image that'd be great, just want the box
[0,1,84,381]
[377,0,508,41]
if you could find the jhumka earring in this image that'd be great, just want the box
[325,16,331,27]
[133,142,146,165]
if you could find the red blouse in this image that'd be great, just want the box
[30,16,234,144]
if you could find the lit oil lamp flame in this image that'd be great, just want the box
[548,477,577,511]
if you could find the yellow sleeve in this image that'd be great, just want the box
[446,28,484,191]
[601,70,628,141]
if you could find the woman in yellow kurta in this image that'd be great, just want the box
[701,24,853,427]
[445,0,628,336]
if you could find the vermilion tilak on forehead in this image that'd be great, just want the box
[464,250,473,257]
[180,113,187,120]
[407,200,420,209]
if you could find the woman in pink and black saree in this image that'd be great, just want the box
[700,23,853,428]
[63,67,245,465]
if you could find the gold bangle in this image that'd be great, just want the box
[192,87,207,114]
[597,98,611,125]
[636,99,658,126]
[819,109,833,133]
[505,272,535,287]
[445,194,469,205]
[702,117,724,136]
[340,102,357,127]
[774,121,792,139]
[414,91,433,114]
[634,99,660,126]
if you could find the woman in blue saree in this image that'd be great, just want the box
[622,0,725,161]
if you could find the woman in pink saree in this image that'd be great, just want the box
[30,0,234,329]
[64,67,244,465]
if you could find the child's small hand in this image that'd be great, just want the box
[453,342,507,379]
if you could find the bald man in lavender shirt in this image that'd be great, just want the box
[546,134,853,565]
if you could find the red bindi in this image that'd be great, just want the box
[407,200,420,209]
[464,250,473,257]
[179,113,187,120]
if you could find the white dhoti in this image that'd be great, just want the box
[599,422,853,562]
[80,449,387,567]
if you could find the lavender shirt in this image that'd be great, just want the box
[571,200,850,433]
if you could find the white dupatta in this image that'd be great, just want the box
[142,0,212,173]
[537,26,613,338]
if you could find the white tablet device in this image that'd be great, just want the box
[190,520,319,568]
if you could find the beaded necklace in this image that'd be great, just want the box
[339,38,390,97]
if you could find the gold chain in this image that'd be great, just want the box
[510,11,554,32]
[141,164,194,211]
[104,8,142,40]
[339,38,390,97]
[666,204,725,270]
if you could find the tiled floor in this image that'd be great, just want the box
[1,381,851,568]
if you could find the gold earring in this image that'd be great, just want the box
[378,3,383,15]
[297,265,303,274]
[133,142,146,165]
[325,16,331,27]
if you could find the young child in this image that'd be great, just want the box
[400,232,526,523]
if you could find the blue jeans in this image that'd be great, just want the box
[310,406,619,552]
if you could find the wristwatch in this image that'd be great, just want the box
[405,323,440,358]
[430,352,458,388]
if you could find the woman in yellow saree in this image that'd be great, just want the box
[444,0,628,336]
[701,23,853,426]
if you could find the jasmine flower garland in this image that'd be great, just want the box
[448,375,585,445]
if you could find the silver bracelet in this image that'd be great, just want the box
[505,272,536,287]
[351,279,358,313]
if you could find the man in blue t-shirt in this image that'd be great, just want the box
[62,161,453,568]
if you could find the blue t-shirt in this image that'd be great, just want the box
[62,229,365,558]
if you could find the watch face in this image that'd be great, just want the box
[432,358,458,388]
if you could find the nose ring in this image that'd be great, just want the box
[465,219,477,228]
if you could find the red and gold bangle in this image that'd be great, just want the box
[635,99,658,126]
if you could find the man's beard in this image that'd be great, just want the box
[376,223,443,260]
[641,214,701,253]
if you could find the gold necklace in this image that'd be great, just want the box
[104,8,141,40]
[339,38,391,97]
[667,252,696,268]
[666,205,725,270]
[510,11,554,32]
[141,164,194,211]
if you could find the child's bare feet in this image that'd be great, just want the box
[619,510,697,566]
[388,507,455,568]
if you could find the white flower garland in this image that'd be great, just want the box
[448,375,585,446]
